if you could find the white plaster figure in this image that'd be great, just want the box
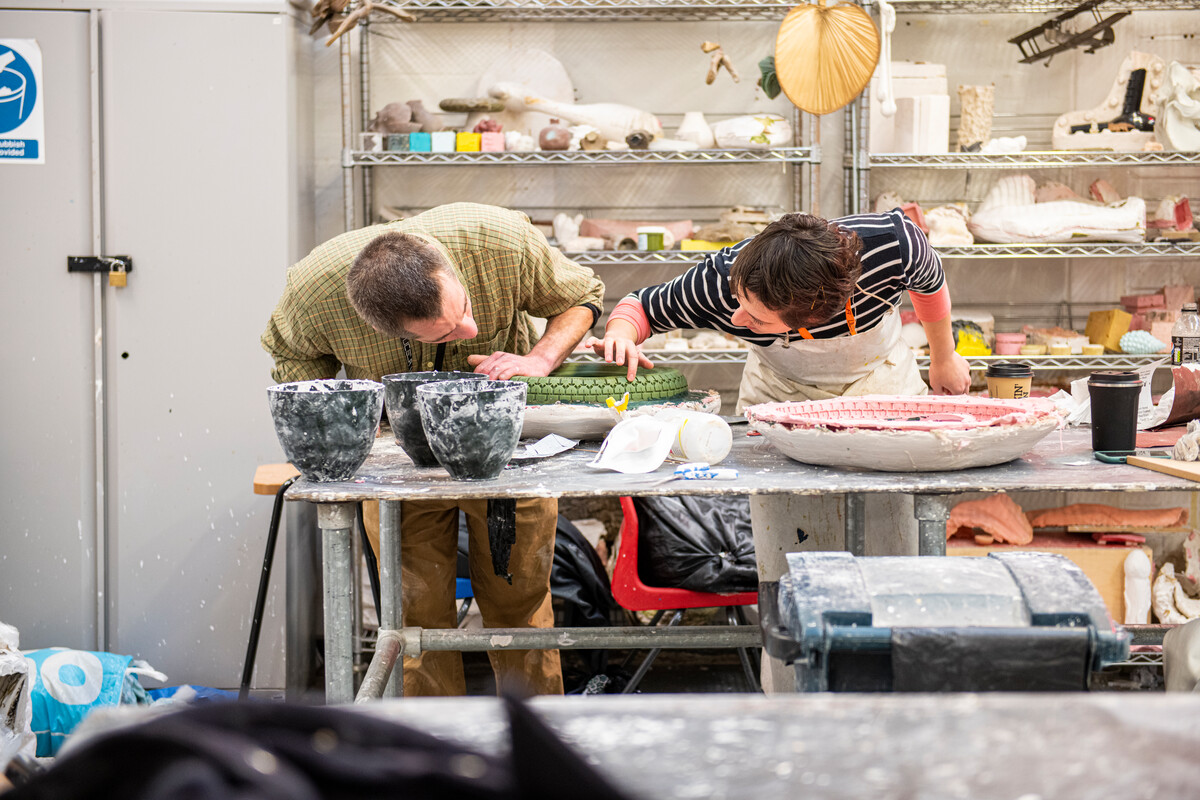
[709,115,792,148]
[488,82,663,144]
[925,205,973,246]
[1052,51,1166,152]
[1153,562,1194,624]
[969,175,1146,244]
[1123,548,1152,625]
[675,111,716,149]
[1158,62,1200,151]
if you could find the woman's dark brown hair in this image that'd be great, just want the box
[729,213,863,329]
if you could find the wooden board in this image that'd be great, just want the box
[1127,455,1200,483]
[253,462,300,495]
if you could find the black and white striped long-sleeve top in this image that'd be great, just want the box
[632,210,946,347]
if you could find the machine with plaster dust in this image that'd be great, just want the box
[745,395,1062,472]
[266,379,384,482]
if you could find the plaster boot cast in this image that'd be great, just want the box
[383,371,477,467]
[267,379,383,482]
[417,379,527,480]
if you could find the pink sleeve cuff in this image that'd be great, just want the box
[909,285,951,323]
[609,297,652,343]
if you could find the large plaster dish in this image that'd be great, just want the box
[745,395,1061,472]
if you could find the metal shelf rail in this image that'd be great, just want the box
[863,0,1200,12]
[346,147,818,167]
[867,151,1200,169]
[564,350,1170,370]
[384,0,796,22]
[553,242,1200,266]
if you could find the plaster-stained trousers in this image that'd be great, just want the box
[363,497,563,696]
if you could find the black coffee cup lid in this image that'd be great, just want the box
[985,361,1033,378]
[1088,370,1140,383]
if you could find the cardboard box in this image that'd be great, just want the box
[1086,308,1133,352]
[949,532,1152,623]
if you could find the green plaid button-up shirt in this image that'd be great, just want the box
[262,203,605,383]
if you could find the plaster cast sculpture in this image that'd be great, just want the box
[406,99,445,132]
[969,175,1146,245]
[1052,52,1166,152]
[1154,562,1200,624]
[1124,548,1152,625]
[710,114,792,149]
[675,111,716,149]
[367,102,421,134]
[468,49,575,137]
[1185,530,1200,585]
[551,213,604,251]
[1158,62,1200,151]
[980,135,1027,154]
[745,395,1061,472]
[956,84,994,151]
[488,82,663,144]
[945,493,1033,545]
[538,119,571,151]
[1174,420,1200,462]
[924,205,974,246]
[504,131,536,152]
[701,41,739,85]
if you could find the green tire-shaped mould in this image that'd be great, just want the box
[516,364,689,406]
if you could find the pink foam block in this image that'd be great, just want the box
[480,132,505,152]
[1120,294,1165,311]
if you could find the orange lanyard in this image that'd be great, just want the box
[795,298,856,340]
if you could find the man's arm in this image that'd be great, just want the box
[468,305,595,380]
[261,274,342,383]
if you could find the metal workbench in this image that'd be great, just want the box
[287,427,1195,703]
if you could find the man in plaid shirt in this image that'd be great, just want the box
[262,203,605,696]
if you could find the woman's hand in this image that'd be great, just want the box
[928,350,972,395]
[583,320,653,381]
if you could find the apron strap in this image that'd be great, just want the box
[434,343,446,372]
[795,298,856,340]
[401,338,414,371]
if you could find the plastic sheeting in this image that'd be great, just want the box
[633,496,757,594]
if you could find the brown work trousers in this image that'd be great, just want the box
[362,497,563,697]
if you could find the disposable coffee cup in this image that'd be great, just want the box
[985,362,1033,399]
[1088,370,1142,453]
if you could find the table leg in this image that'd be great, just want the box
[844,493,865,556]
[317,502,356,704]
[913,495,951,557]
[379,499,403,698]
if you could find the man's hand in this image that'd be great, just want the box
[468,351,553,381]
[928,350,971,395]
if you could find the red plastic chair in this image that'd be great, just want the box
[614,496,760,692]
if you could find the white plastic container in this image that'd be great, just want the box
[652,409,733,464]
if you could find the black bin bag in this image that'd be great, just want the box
[633,495,757,594]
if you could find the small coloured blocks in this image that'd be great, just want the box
[408,132,432,152]
[480,132,505,152]
[456,132,482,152]
[1086,309,1133,353]
[359,132,384,152]
[430,131,456,152]
[386,133,410,151]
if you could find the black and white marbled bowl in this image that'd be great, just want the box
[382,371,477,467]
[267,379,384,482]
[416,379,527,481]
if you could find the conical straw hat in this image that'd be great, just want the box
[775,1,881,116]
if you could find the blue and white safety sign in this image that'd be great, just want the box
[0,40,45,164]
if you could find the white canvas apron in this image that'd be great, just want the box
[734,306,928,693]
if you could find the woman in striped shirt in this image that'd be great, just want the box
[587,210,971,409]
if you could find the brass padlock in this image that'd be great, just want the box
[108,262,127,288]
